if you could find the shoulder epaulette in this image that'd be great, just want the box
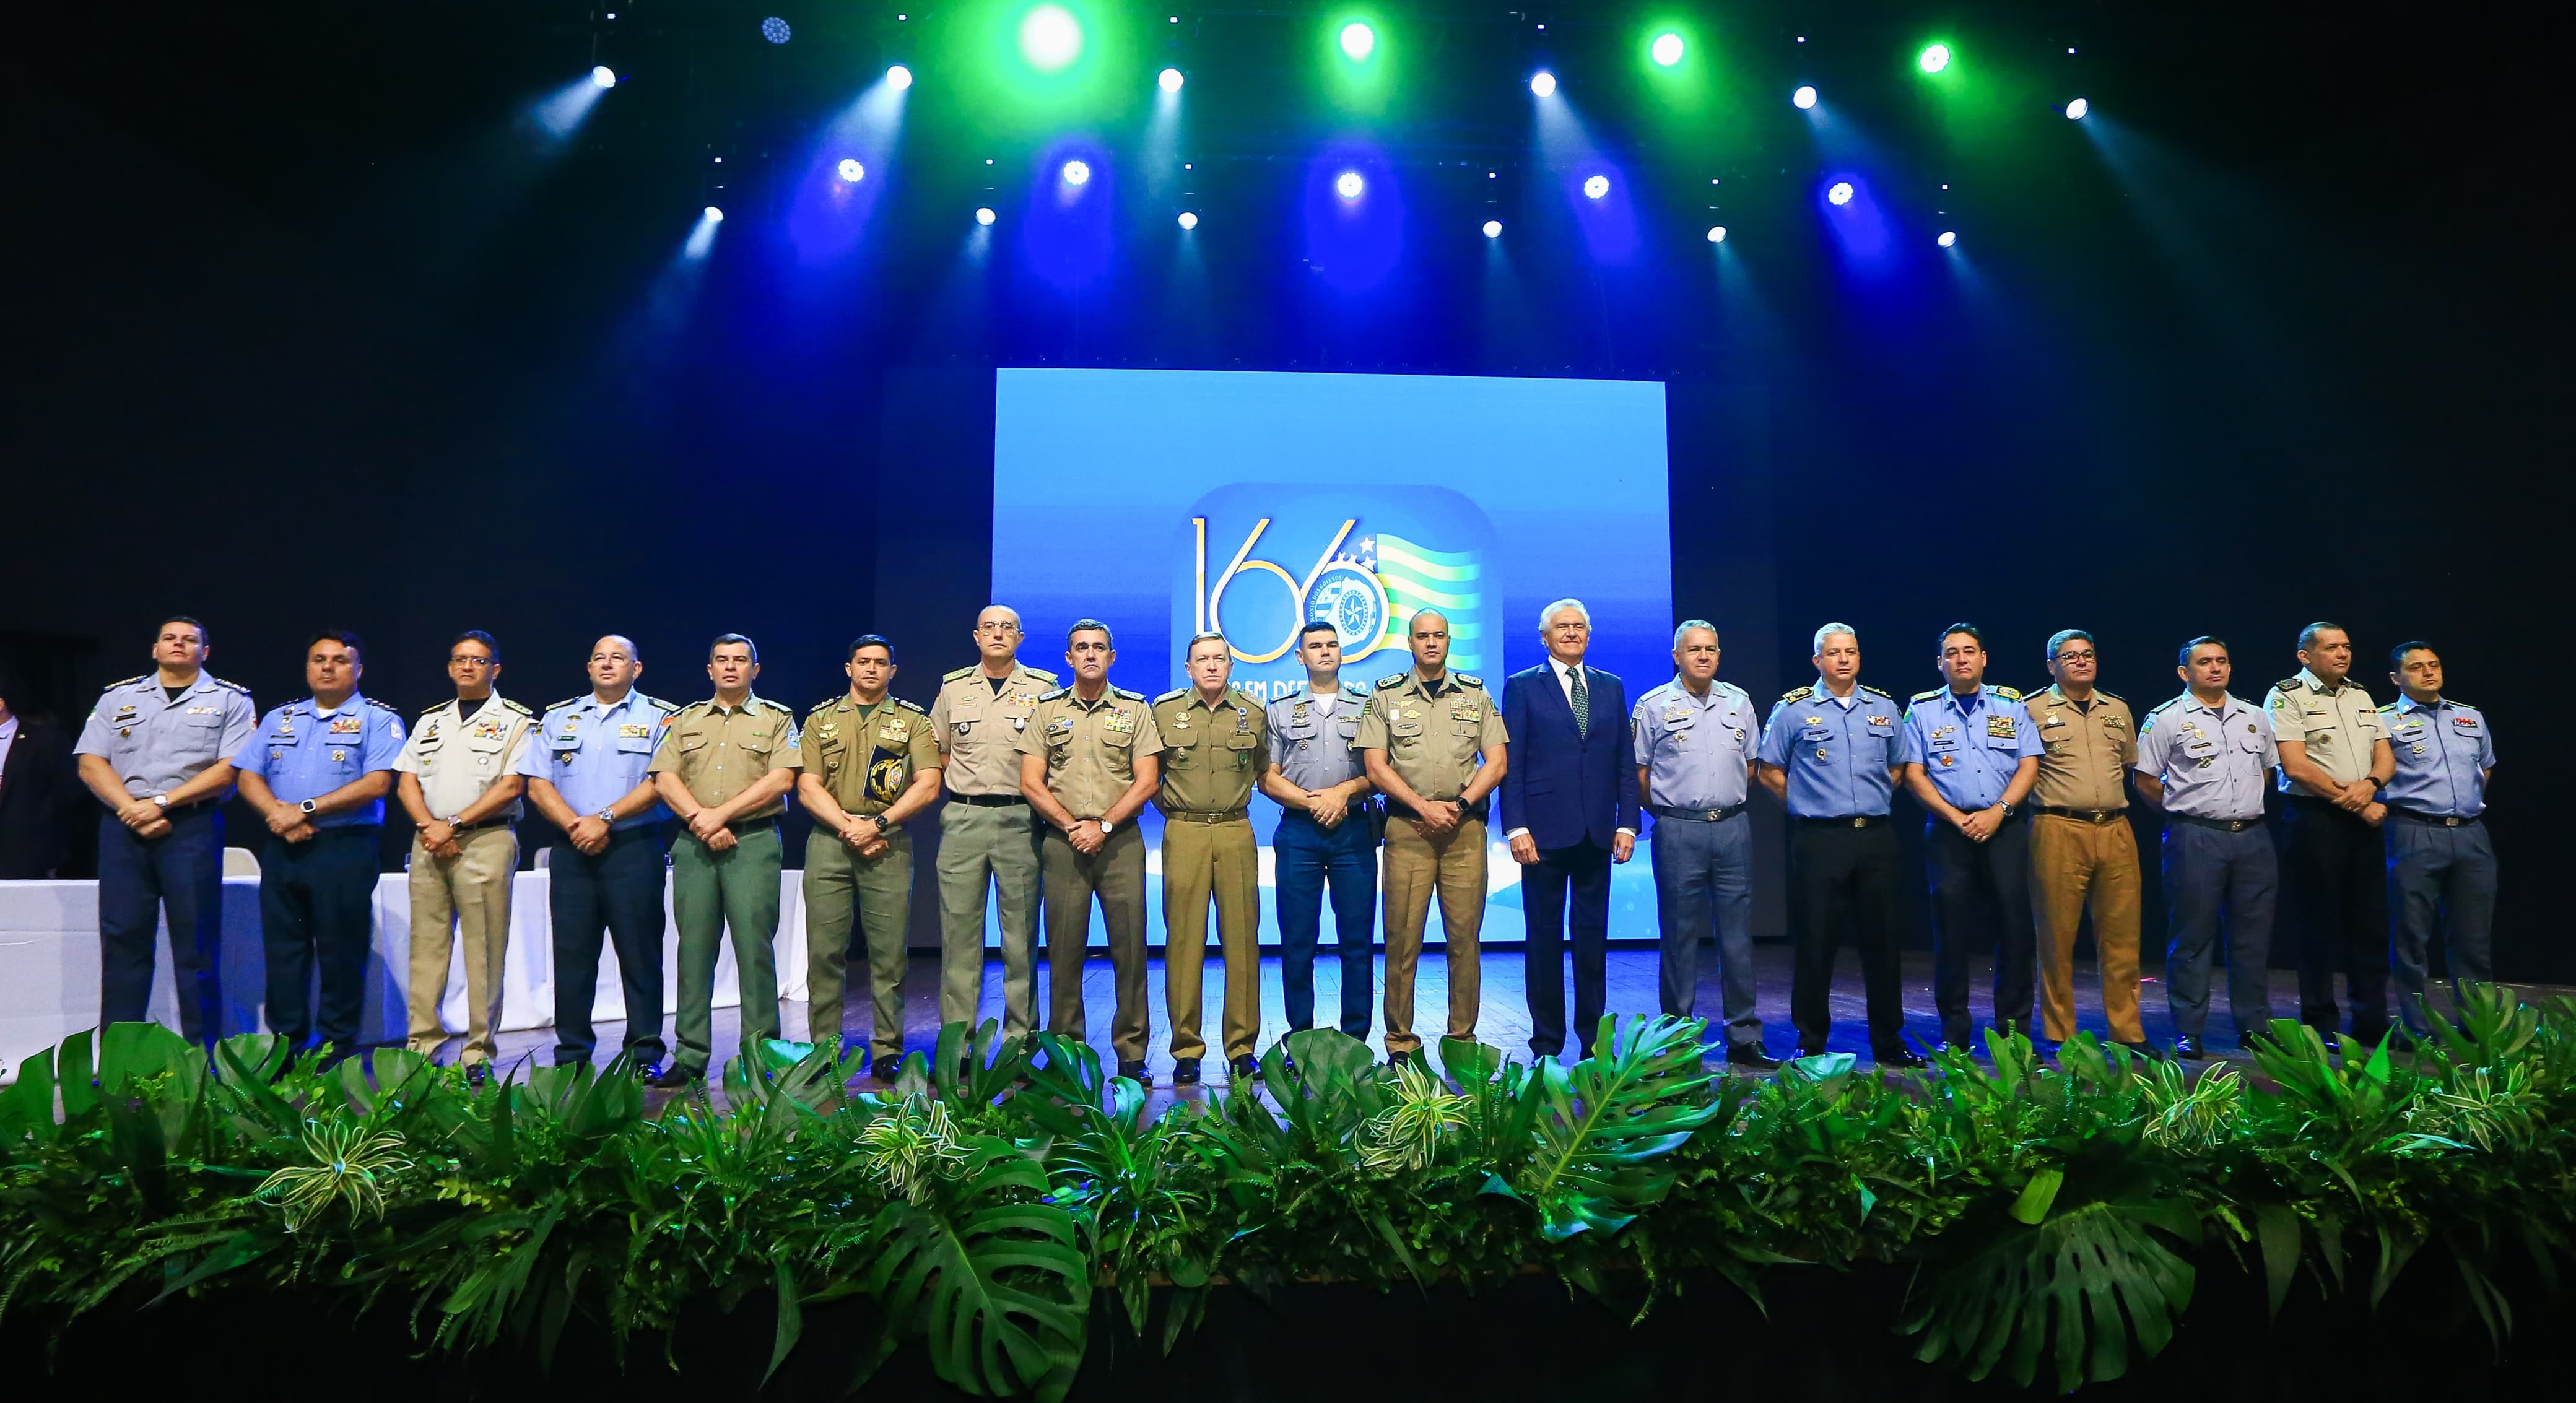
[1154,687,1190,704]
[365,697,399,712]
[499,698,531,716]
[894,697,928,715]
[1860,685,1894,700]
[756,697,796,716]
[105,675,145,691]
[643,694,677,712]
[1024,667,1060,684]
[2274,678,2302,694]
[1037,686,1069,702]
[1376,672,1409,689]
[546,695,585,713]
[2147,697,2184,715]
[1111,686,1146,701]
[211,676,251,695]
[1779,685,1814,703]
[1991,685,2023,701]
[809,695,844,716]
[2099,689,2126,703]
[1456,672,1485,688]
[2375,702,2397,713]
[418,702,448,716]
[1911,687,1944,702]
[671,698,711,715]
[942,665,978,683]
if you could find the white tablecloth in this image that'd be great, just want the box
[0,874,810,1080]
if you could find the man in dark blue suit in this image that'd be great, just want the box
[1501,599,1639,1060]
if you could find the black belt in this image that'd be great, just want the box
[2035,805,2126,824]
[435,815,511,835]
[1385,796,1487,824]
[2388,806,2480,828]
[725,817,779,835]
[951,793,1027,808]
[154,799,219,820]
[1650,802,1746,823]
[1795,814,1886,828]
[2167,812,2264,833]
[1162,807,1249,824]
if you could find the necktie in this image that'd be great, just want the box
[1569,666,1590,740]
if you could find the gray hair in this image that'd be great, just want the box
[1812,622,1857,653]
[1538,598,1593,632]
[1185,630,1229,658]
[2046,628,2095,661]
[1408,609,1448,632]
[1672,619,1719,649]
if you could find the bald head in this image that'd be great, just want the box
[1406,609,1451,675]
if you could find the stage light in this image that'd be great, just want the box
[1482,219,1502,238]
[1792,84,1817,109]
[1706,225,1726,243]
[886,64,913,90]
[1339,22,1375,60]
[1530,71,1556,97]
[1651,32,1684,66]
[1159,66,1185,93]
[975,206,997,225]
[1936,230,1957,248]
[1827,181,1855,206]
[1019,4,1083,71]
[1918,44,1951,74]
[1178,211,1198,230]
[1061,159,1090,186]
[2065,97,2090,120]
[590,66,617,89]
[760,16,791,43]
[703,206,724,222]
[1583,175,1610,200]
[1335,170,1365,200]
[837,158,865,183]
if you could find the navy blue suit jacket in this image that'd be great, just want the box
[1499,662,1639,851]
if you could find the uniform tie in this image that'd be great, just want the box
[1569,665,1590,740]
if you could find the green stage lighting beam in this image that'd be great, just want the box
[1651,32,1684,66]
[1340,22,1375,61]
[1020,4,1082,71]
[1918,43,1951,74]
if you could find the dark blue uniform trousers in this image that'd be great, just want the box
[1649,811,1759,1046]
[259,827,380,1055]
[2283,797,2390,1043]
[549,826,671,1065]
[2384,814,2497,1035]
[1271,810,1376,1040]
[97,806,225,1042]
[1923,814,2036,1045]
[2160,819,2276,1041]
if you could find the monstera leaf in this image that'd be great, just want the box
[1491,1015,1720,1241]
[866,1138,1090,1401]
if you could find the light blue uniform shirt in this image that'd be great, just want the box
[514,689,677,830]
[74,672,258,797]
[1264,683,1371,792]
[1902,685,2037,812]
[1630,677,1759,811]
[2378,695,2494,819]
[1757,679,1915,818]
[2134,692,2276,821]
[232,693,407,828]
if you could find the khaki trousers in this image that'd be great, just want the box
[1040,823,1149,1064]
[936,800,1042,1037]
[803,825,914,1061]
[404,825,518,1063]
[1380,814,1486,1056]
[1160,815,1261,1061]
[2031,814,2144,1043]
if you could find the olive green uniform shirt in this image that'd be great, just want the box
[928,662,1060,798]
[1015,686,1164,820]
[1149,687,1268,814]
[646,695,801,818]
[2265,667,2387,792]
[2025,684,2136,812]
[1354,669,1509,802]
[801,693,941,817]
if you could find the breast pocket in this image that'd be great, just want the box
[465,731,508,772]
[414,736,447,775]
[1799,725,1833,744]
[1388,717,1424,747]
[1925,731,1962,755]
[1982,729,2021,755]
[1336,716,1361,744]
[1224,733,1258,769]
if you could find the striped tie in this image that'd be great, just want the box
[1569,665,1590,740]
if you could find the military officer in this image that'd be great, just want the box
[1631,620,1771,1067]
[1258,621,1377,1045]
[72,616,256,1043]
[518,634,675,1073]
[646,633,801,1088]
[2133,638,2277,1059]
[2267,621,2396,1048]
[231,630,406,1060]
[928,606,1057,1045]
[392,631,534,1080]
[2024,629,2150,1056]
[798,635,943,1075]
[1152,632,1269,1085]
[1357,609,1508,1064]
[1898,624,2040,1051]
[1017,620,1164,1083]
[1756,623,1920,1066]
[2379,641,2497,1036]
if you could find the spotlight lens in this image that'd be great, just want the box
[1826,181,1855,206]
[1706,225,1726,243]
[1582,174,1609,200]
[591,66,617,89]
[1482,219,1502,238]
[1339,22,1375,61]
[760,16,791,44]
[1919,44,1950,74]
[975,206,996,225]
[1020,4,1084,71]
[886,64,913,90]
[1530,71,1556,97]
[1178,211,1198,230]
[837,159,864,183]
[1936,230,1957,248]
[1061,159,1091,186]
[1792,84,1817,110]
[1159,66,1185,93]
[2065,97,2089,120]
[1651,32,1684,66]
[703,206,724,223]
[1334,170,1365,200]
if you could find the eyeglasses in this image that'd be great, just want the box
[2055,650,2097,663]
[974,623,1020,636]
[448,656,495,667]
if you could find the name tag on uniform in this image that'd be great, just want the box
[329,715,362,734]
[619,723,651,739]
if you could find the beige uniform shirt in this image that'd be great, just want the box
[394,696,535,822]
[802,694,941,818]
[928,662,1060,798]
[1150,687,1268,814]
[2026,684,2136,812]
[2266,667,2387,791]
[646,695,801,818]
[1354,669,1509,803]
[1015,686,1164,820]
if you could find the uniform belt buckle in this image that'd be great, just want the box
[2443,815,2461,828]
[2229,819,2250,832]
[2093,811,2114,825]
[1702,809,1724,823]
[1850,817,1865,828]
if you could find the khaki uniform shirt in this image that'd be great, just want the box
[1151,687,1268,814]
[1354,669,1509,803]
[646,695,801,818]
[394,695,535,822]
[2266,667,2387,792]
[2025,684,2136,812]
[1016,686,1163,820]
[928,662,1060,798]
[802,693,941,818]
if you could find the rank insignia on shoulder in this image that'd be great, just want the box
[942,666,979,683]
[1024,667,1061,684]
[107,675,146,691]
[2276,678,2302,693]
[365,697,399,712]
[1779,685,1814,703]
[1991,685,2023,700]
[646,695,677,713]
[1860,684,1894,700]
[1911,688,1944,703]
[213,677,251,694]
[418,702,448,716]
[499,698,532,716]
[1037,687,1069,702]
[1455,673,1484,688]
[1111,687,1146,702]
[894,698,928,714]
[1377,672,1409,689]
[546,695,585,714]
[2098,689,2126,704]
[1155,687,1190,704]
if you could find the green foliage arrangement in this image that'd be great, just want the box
[3,988,2572,1399]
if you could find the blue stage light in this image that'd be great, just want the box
[1482,219,1502,238]
[1530,71,1556,97]
[1707,225,1726,243]
[1335,170,1365,200]
[1339,22,1375,61]
[591,66,617,89]
[1936,230,1957,248]
[837,159,865,183]
[886,64,913,90]
[704,206,724,222]
[760,17,790,44]
[1583,175,1609,200]
[1826,181,1855,206]
[1160,67,1185,93]
[1792,84,1817,109]
[1178,211,1199,230]
[976,206,996,225]
[2065,97,2090,119]
[1061,159,1091,186]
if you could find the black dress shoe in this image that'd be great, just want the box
[2172,1035,2208,1061]
[1171,1057,1202,1085]
[646,1064,702,1090]
[632,1061,664,1083]
[1793,1046,1829,1061]
[2115,1040,2163,1061]
[1118,1059,1154,1087]
[1723,1045,1782,1071]
[466,1062,490,1088]
[1874,1047,1928,1070]
[1229,1054,1261,1082]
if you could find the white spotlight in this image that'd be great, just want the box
[1061,159,1091,186]
[1178,211,1198,230]
[591,66,618,89]
[2065,97,2089,120]
[1792,84,1817,110]
[837,159,865,183]
[703,206,724,223]
[1706,225,1726,243]
[975,206,996,225]
[1936,230,1958,248]
[1159,67,1185,93]
[1334,170,1364,200]
[1583,174,1609,200]
[1482,219,1502,238]
[886,64,913,90]
[1826,181,1855,206]
[1530,71,1557,98]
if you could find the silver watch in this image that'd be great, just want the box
[1097,816,1115,834]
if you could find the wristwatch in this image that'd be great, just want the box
[150,793,170,810]
[1996,801,2015,817]
[1097,816,1116,835]
[299,799,319,816]
[594,809,617,825]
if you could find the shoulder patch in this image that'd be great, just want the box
[1991,685,2022,701]
[1154,687,1190,704]
[2275,678,2302,693]
[1860,685,1894,700]
[1037,686,1069,702]
[2375,702,2397,714]
[546,695,585,713]
[1024,667,1061,684]
[1779,685,1814,703]
[894,698,929,715]
[211,676,251,695]
[942,666,978,683]
[500,698,532,716]
[1911,687,1944,702]
[106,675,146,692]
[365,697,399,712]
[1455,672,1485,688]
[2099,689,2126,703]
[643,694,677,712]
[1111,687,1146,702]
[1376,672,1409,689]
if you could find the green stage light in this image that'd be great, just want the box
[1651,32,1684,66]
[1019,3,1082,71]
[1339,21,1375,61]
[1918,43,1951,74]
